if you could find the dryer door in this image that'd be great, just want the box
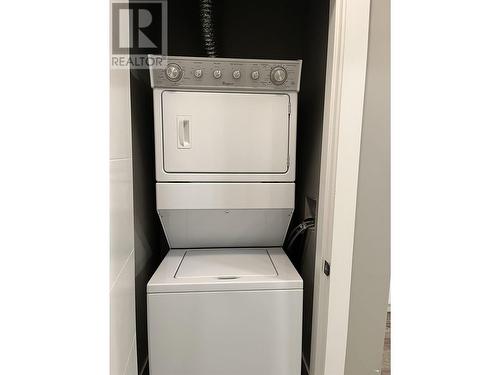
[161,91,290,174]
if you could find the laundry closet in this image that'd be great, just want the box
[128,1,390,375]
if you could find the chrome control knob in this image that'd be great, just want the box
[232,70,241,79]
[270,66,287,85]
[251,70,260,80]
[194,69,203,78]
[213,69,222,79]
[166,63,182,81]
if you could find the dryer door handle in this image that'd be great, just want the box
[178,117,191,149]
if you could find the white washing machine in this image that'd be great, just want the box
[147,56,303,375]
[147,248,302,375]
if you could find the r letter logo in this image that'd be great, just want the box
[111,1,167,68]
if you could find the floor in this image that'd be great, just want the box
[300,311,391,375]
[382,311,391,375]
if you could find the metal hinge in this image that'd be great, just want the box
[323,260,331,276]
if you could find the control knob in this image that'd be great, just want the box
[194,69,203,78]
[270,66,287,85]
[165,63,182,81]
[213,69,222,79]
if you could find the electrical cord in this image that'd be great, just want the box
[285,218,315,253]
[200,0,217,57]
[285,218,314,245]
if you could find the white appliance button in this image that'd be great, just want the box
[194,69,203,78]
[251,70,260,80]
[232,70,241,79]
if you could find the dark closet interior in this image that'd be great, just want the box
[129,1,331,373]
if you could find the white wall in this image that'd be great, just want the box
[110,20,138,375]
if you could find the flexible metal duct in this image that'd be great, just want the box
[199,0,217,57]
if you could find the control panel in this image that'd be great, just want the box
[149,55,302,92]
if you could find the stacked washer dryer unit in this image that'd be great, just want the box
[147,56,303,375]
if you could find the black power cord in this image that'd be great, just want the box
[284,218,316,254]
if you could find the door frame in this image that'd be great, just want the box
[309,0,372,374]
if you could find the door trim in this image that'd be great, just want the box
[309,0,372,374]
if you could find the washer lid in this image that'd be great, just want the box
[147,247,303,293]
[175,249,278,279]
